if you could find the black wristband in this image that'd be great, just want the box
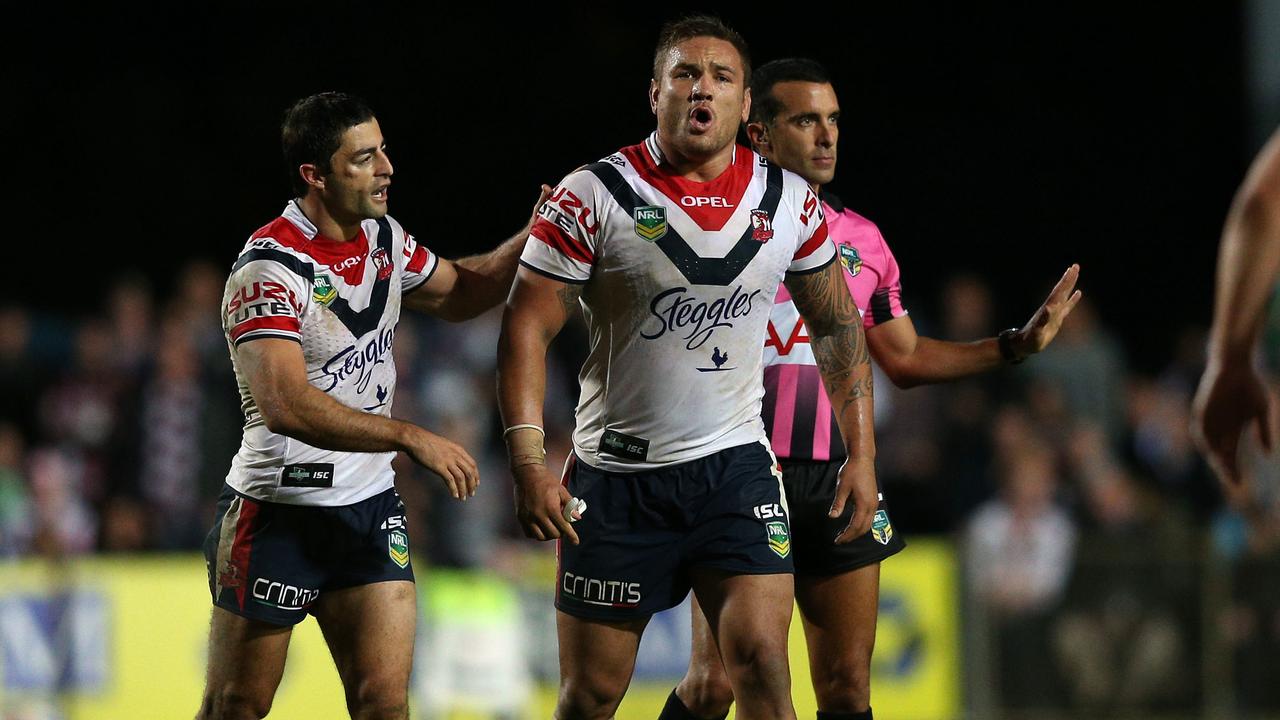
[998,328,1025,364]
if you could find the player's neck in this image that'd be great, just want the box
[654,134,735,182]
[298,194,362,242]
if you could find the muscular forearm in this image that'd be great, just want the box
[496,275,579,432]
[496,316,552,430]
[438,233,528,321]
[882,336,1003,388]
[811,323,876,460]
[1210,192,1280,362]
[258,381,417,454]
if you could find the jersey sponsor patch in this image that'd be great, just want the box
[634,205,667,241]
[280,463,335,488]
[599,429,649,462]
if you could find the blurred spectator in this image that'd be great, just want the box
[0,423,33,556]
[174,259,234,376]
[937,275,1004,522]
[27,448,97,556]
[1026,297,1128,447]
[107,274,155,376]
[965,438,1075,711]
[0,305,48,440]
[129,319,209,549]
[37,319,132,507]
[1053,425,1197,713]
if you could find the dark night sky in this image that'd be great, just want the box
[4,4,1254,373]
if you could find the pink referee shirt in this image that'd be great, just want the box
[762,193,908,461]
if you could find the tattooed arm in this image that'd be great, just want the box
[497,267,583,545]
[784,260,878,542]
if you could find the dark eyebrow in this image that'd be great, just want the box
[711,63,737,76]
[789,112,821,124]
[349,142,385,159]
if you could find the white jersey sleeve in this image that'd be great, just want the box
[785,185,836,275]
[223,246,312,347]
[518,169,603,283]
[399,226,440,295]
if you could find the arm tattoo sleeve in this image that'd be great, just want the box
[556,283,582,316]
[785,263,872,412]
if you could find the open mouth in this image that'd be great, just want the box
[372,186,389,201]
[689,106,714,133]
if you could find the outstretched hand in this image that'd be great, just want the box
[1011,264,1083,358]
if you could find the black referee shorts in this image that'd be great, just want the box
[782,458,905,576]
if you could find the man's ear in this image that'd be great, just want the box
[746,121,769,152]
[299,163,326,191]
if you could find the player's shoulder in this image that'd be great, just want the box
[232,205,317,281]
[820,191,886,245]
[767,160,817,207]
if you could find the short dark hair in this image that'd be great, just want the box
[281,92,376,196]
[748,58,832,126]
[653,15,751,87]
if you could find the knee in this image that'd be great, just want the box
[679,667,735,717]
[720,639,791,692]
[811,651,873,712]
[344,676,409,720]
[197,686,273,720]
[557,674,627,720]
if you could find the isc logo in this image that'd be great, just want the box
[753,503,785,519]
[680,196,734,208]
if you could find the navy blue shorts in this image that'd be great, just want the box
[202,483,414,626]
[556,441,794,621]
[782,459,905,576]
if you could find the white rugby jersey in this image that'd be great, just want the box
[520,133,836,471]
[221,200,438,505]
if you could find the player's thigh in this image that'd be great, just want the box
[201,605,292,706]
[690,569,794,663]
[314,580,416,698]
[556,609,648,714]
[795,562,880,675]
[688,593,726,670]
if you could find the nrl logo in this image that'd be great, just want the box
[871,509,894,546]
[388,529,410,569]
[766,521,791,558]
[840,245,863,277]
[634,205,667,242]
[312,274,337,306]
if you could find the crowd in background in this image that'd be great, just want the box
[1,259,1278,716]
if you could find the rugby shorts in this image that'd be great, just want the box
[556,441,794,621]
[202,483,414,626]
